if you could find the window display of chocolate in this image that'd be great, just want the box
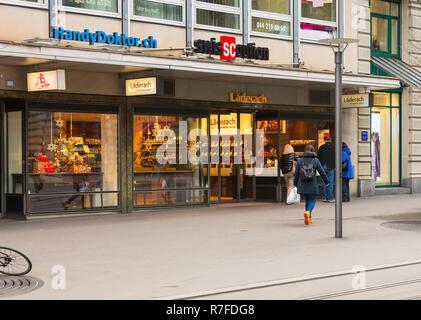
[26,111,118,213]
[133,115,208,206]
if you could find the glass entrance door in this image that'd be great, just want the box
[371,92,401,186]
[210,112,255,202]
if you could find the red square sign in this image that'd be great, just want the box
[220,36,236,61]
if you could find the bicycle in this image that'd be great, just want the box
[0,247,32,276]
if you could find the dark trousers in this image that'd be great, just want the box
[343,178,350,202]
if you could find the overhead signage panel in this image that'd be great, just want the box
[342,93,373,108]
[27,69,66,92]
[194,36,269,61]
[126,77,163,96]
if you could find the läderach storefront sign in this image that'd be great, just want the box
[126,77,163,96]
[342,93,373,108]
[229,92,267,104]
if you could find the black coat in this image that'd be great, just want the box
[317,142,335,170]
[294,152,329,195]
[280,153,298,174]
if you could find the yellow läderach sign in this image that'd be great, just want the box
[342,93,372,108]
[27,69,66,92]
[126,77,161,96]
[229,92,268,104]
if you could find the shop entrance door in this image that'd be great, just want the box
[0,102,3,216]
[371,92,401,187]
[210,113,255,202]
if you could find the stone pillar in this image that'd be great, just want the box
[403,1,421,193]
[357,106,375,196]
[357,0,371,75]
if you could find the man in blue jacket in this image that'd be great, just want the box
[342,142,354,202]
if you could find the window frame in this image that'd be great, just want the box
[250,0,293,40]
[194,0,243,34]
[370,0,400,59]
[0,0,48,10]
[131,0,185,27]
[299,0,338,43]
[59,0,122,18]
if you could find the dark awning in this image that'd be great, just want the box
[371,56,421,88]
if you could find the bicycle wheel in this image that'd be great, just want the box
[0,247,32,276]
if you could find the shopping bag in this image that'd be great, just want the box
[286,187,300,205]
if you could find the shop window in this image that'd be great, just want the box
[371,91,400,187]
[195,0,241,31]
[133,0,183,23]
[300,0,337,41]
[6,112,23,194]
[133,114,208,207]
[251,0,291,37]
[370,0,400,58]
[301,0,336,22]
[0,0,46,8]
[26,111,119,213]
[61,0,119,15]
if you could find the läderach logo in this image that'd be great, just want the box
[52,27,158,48]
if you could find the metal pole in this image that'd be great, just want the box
[335,50,343,238]
[292,0,300,67]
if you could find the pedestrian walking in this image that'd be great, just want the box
[280,144,299,202]
[294,145,329,225]
[342,142,354,202]
[317,135,335,203]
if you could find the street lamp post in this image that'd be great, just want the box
[318,38,358,239]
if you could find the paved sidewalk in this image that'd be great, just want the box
[2,194,421,299]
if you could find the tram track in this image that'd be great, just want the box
[157,259,421,300]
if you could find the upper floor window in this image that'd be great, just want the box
[371,0,400,57]
[300,0,337,41]
[195,0,241,32]
[132,0,184,24]
[251,0,291,38]
[0,0,46,8]
[61,0,119,15]
[301,0,336,22]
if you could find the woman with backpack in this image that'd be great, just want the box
[280,144,299,202]
[294,145,329,225]
[342,142,354,202]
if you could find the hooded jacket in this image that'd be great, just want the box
[294,151,329,195]
[342,147,354,179]
[317,142,335,170]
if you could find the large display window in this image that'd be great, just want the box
[133,113,209,207]
[26,110,119,213]
[371,92,401,186]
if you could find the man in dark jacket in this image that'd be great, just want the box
[317,135,335,202]
[294,145,329,225]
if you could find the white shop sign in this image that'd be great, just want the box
[27,70,66,92]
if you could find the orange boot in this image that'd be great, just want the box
[308,214,313,224]
[304,211,310,225]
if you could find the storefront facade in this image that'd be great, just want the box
[0,0,412,218]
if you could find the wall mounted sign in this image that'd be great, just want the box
[52,27,158,48]
[361,131,368,142]
[194,37,269,61]
[27,70,66,92]
[229,92,267,104]
[126,77,163,96]
[5,80,15,88]
[342,93,373,108]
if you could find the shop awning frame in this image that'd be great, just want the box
[0,40,401,90]
[371,56,421,88]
